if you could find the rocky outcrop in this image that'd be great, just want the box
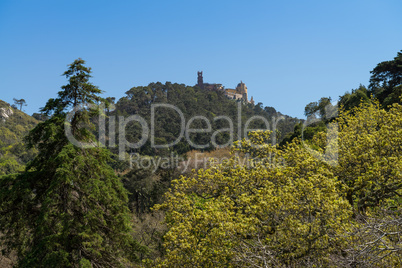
[0,106,13,122]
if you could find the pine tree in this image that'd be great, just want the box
[0,59,144,267]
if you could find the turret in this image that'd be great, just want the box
[236,81,248,102]
[197,71,204,89]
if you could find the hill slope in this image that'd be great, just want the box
[0,100,38,175]
[112,82,300,156]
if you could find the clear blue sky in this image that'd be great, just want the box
[1,0,401,118]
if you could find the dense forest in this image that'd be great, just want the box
[111,81,299,156]
[1,51,402,267]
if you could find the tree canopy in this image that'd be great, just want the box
[369,50,402,107]
[0,99,37,176]
[155,131,351,267]
[2,52,402,267]
[12,98,27,111]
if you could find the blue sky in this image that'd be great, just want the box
[0,0,401,118]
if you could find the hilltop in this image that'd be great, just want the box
[0,84,299,175]
[112,81,300,156]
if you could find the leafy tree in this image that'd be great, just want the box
[113,82,299,156]
[0,59,143,267]
[304,101,319,118]
[335,208,402,267]
[105,97,116,114]
[0,153,22,174]
[123,157,179,216]
[155,131,351,267]
[304,97,335,120]
[13,98,27,111]
[0,99,38,176]
[31,112,48,121]
[282,96,334,147]
[369,50,402,107]
[334,100,402,213]
[155,99,402,266]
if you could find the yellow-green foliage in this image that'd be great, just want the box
[155,131,351,267]
[150,101,402,267]
[336,100,402,211]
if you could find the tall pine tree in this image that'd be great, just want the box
[0,59,143,267]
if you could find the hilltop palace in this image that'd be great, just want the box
[196,71,254,104]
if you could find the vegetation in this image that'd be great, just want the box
[0,100,38,176]
[113,82,299,156]
[155,131,351,267]
[335,100,402,212]
[369,50,402,107]
[1,51,402,267]
[0,59,143,267]
[155,98,402,266]
[282,50,402,147]
[12,99,27,111]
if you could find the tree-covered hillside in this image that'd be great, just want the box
[2,52,402,267]
[0,84,299,178]
[113,82,299,156]
[0,59,144,267]
[108,83,300,217]
[0,100,38,175]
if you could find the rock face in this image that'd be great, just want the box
[0,106,13,122]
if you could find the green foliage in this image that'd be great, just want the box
[335,100,402,212]
[304,101,318,118]
[153,99,402,266]
[155,131,351,267]
[2,51,402,267]
[154,99,402,266]
[12,98,27,111]
[369,50,402,107]
[282,97,336,147]
[285,50,402,146]
[123,157,180,216]
[338,208,402,267]
[280,120,327,147]
[113,82,299,156]
[0,100,38,176]
[0,153,22,174]
[0,59,144,267]
[304,97,335,120]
